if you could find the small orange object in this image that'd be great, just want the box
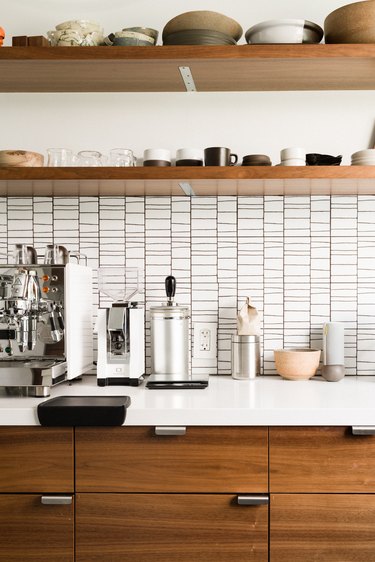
[42,286,49,294]
[42,275,50,281]
[0,27,5,47]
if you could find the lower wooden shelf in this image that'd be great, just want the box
[1,166,375,197]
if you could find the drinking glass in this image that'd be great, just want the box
[75,150,103,167]
[109,148,136,167]
[47,148,74,167]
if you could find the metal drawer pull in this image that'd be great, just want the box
[41,496,73,505]
[155,426,187,436]
[237,495,269,506]
[352,426,375,435]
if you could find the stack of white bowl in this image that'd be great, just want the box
[351,149,375,166]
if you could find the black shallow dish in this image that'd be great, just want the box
[306,153,342,166]
[176,159,203,166]
[37,396,131,426]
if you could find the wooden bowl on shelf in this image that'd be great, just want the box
[274,348,321,381]
[325,0,375,43]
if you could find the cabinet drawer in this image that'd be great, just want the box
[76,426,268,492]
[271,493,375,562]
[270,427,375,493]
[77,493,268,562]
[0,427,74,492]
[0,494,74,562]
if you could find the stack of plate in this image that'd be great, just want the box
[351,149,375,165]
[162,11,242,45]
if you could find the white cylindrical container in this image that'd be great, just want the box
[231,335,260,379]
[150,305,190,375]
[280,146,306,166]
[323,322,345,366]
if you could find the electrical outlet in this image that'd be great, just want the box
[193,323,217,359]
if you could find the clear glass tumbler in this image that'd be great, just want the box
[76,150,103,167]
[47,148,74,167]
[109,148,136,167]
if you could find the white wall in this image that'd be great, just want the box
[1,0,375,165]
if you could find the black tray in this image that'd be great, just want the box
[37,395,131,426]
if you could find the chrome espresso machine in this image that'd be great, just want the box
[0,244,93,396]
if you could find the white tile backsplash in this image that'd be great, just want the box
[2,195,375,374]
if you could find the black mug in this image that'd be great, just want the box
[204,147,238,166]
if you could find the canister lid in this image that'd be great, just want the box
[151,304,190,317]
[232,335,260,343]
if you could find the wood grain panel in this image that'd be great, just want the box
[0,427,73,492]
[271,494,375,562]
[0,494,74,561]
[76,426,268,492]
[1,166,375,197]
[2,45,375,92]
[270,427,375,493]
[76,493,268,562]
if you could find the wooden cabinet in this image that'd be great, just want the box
[75,427,269,561]
[269,427,375,560]
[76,493,268,562]
[269,427,375,493]
[0,494,74,562]
[270,494,375,562]
[0,428,74,562]
[0,427,74,492]
[75,426,268,493]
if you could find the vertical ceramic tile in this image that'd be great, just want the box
[145,196,171,373]
[0,198,7,261]
[310,196,331,352]
[331,196,358,374]
[191,197,218,375]
[237,196,263,372]
[357,196,375,374]
[7,197,33,254]
[263,196,283,374]
[33,197,53,260]
[218,196,237,374]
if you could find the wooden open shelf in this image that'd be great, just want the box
[2,45,375,92]
[1,166,375,197]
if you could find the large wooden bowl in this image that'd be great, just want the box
[274,348,321,381]
[325,0,375,43]
[0,150,44,167]
[163,11,243,42]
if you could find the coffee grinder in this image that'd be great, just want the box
[96,267,144,386]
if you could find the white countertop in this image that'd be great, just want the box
[2,375,375,426]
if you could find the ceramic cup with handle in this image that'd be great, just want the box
[204,147,238,166]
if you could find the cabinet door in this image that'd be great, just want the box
[271,493,375,562]
[0,427,74,492]
[0,494,74,562]
[76,426,268,493]
[76,493,268,562]
[270,427,375,492]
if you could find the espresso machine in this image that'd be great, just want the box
[96,267,144,386]
[0,244,93,396]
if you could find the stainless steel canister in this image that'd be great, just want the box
[231,335,260,379]
[150,304,190,376]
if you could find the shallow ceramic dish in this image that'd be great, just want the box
[123,27,159,42]
[325,0,375,43]
[274,348,321,380]
[245,19,323,44]
[163,11,243,42]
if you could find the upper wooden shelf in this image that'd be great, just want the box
[2,45,375,92]
[1,166,375,196]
